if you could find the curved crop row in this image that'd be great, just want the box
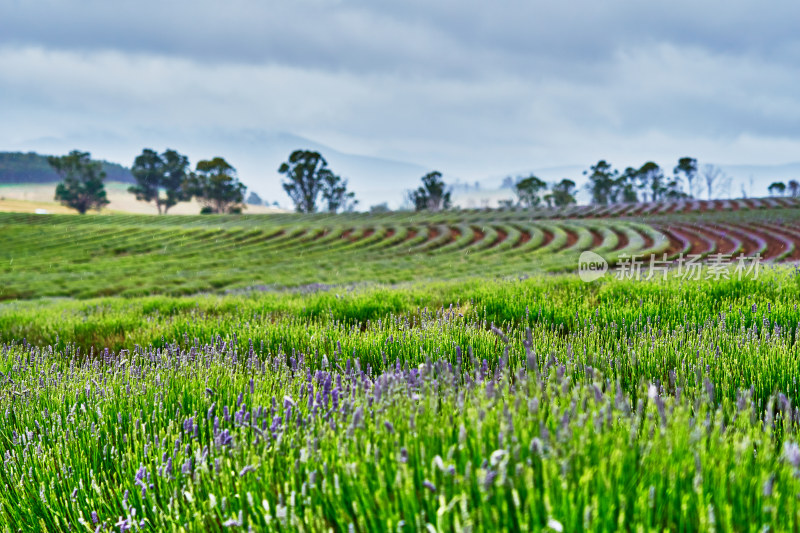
[3,208,800,300]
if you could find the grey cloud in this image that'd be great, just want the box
[1,0,799,203]
[1,0,799,77]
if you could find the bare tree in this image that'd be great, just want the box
[788,180,800,197]
[701,164,727,200]
[721,175,733,199]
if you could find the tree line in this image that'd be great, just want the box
[581,157,737,205]
[48,148,452,215]
[47,150,248,215]
[45,149,798,215]
[46,149,360,215]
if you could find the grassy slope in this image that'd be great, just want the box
[0,210,670,300]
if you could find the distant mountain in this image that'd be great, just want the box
[0,152,133,184]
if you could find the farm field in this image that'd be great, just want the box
[3,203,800,531]
[3,199,800,300]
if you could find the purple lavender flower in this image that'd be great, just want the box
[703,378,715,404]
[219,430,233,447]
[764,474,775,497]
[239,464,256,477]
[483,470,498,491]
[784,441,800,468]
[222,511,243,528]
[115,516,131,532]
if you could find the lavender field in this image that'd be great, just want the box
[2,270,800,531]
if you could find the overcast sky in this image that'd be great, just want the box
[1,0,799,203]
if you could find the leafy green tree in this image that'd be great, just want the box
[322,173,358,213]
[246,191,264,205]
[279,150,333,213]
[544,179,577,208]
[128,148,191,214]
[615,167,640,203]
[636,162,666,202]
[187,157,246,214]
[584,160,618,205]
[789,180,800,198]
[663,179,690,200]
[128,149,160,208]
[369,202,390,214]
[673,157,698,198]
[514,175,547,208]
[768,182,787,197]
[47,150,109,214]
[408,171,451,211]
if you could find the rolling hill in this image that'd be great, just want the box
[0,151,133,184]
